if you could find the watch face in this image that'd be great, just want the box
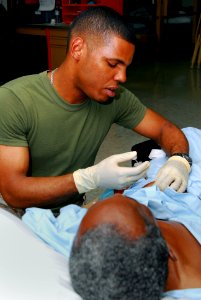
[183,155,192,166]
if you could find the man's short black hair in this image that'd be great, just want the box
[66,6,136,50]
[69,221,168,300]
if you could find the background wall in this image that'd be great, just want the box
[183,0,192,6]
[1,0,7,9]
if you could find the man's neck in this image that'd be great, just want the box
[48,64,87,104]
[158,220,201,291]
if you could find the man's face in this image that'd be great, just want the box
[75,35,135,103]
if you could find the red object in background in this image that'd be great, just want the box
[24,0,39,4]
[62,0,123,25]
[97,0,123,15]
[45,28,52,70]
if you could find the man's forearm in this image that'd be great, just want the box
[134,109,189,156]
[1,173,79,208]
[157,122,189,156]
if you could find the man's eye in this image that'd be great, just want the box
[108,62,117,68]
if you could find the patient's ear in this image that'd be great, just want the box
[168,247,177,261]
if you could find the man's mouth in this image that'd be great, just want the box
[105,87,118,98]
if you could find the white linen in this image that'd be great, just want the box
[0,209,81,300]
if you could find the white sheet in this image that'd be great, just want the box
[0,209,81,300]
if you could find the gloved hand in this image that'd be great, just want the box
[155,156,191,193]
[73,151,150,194]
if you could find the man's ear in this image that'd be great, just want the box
[70,37,85,61]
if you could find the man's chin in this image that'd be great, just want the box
[101,98,114,105]
[95,97,115,105]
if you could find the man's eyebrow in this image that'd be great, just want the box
[107,58,129,66]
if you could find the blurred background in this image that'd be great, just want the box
[0,0,200,82]
[0,0,200,201]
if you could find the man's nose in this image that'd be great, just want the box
[114,69,127,83]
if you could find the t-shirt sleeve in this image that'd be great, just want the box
[113,86,147,129]
[0,87,29,146]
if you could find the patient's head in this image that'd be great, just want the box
[69,194,168,300]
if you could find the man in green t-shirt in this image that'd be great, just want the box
[0,7,191,212]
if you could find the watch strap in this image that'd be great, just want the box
[171,153,192,165]
[169,155,191,172]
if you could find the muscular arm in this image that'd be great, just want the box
[134,108,189,155]
[0,145,78,208]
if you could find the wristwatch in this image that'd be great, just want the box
[171,153,192,166]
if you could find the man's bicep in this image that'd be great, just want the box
[0,90,28,146]
[0,145,29,192]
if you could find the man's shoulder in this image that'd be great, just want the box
[116,85,133,96]
[115,85,140,103]
[2,71,47,91]
[0,71,48,106]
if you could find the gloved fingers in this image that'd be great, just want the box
[176,180,187,193]
[135,168,149,180]
[165,178,187,193]
[155,174,173,191]
[115,173,148,190]
[120,161,150,177]
[169,178,182,192]
[113,151,137,164]
[134,160,150,172]
[110,162,149,190]
[125,169,149,184]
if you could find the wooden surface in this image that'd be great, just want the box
[16,25,68,70]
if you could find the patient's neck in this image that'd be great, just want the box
[158,220,201,291]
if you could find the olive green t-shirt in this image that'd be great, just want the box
[0,71,146,192]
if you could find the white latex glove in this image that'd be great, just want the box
[155,156,191,193]
[73,151,150,194]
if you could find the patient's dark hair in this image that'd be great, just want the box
[66,6,136,51]
[69,221,168,300]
